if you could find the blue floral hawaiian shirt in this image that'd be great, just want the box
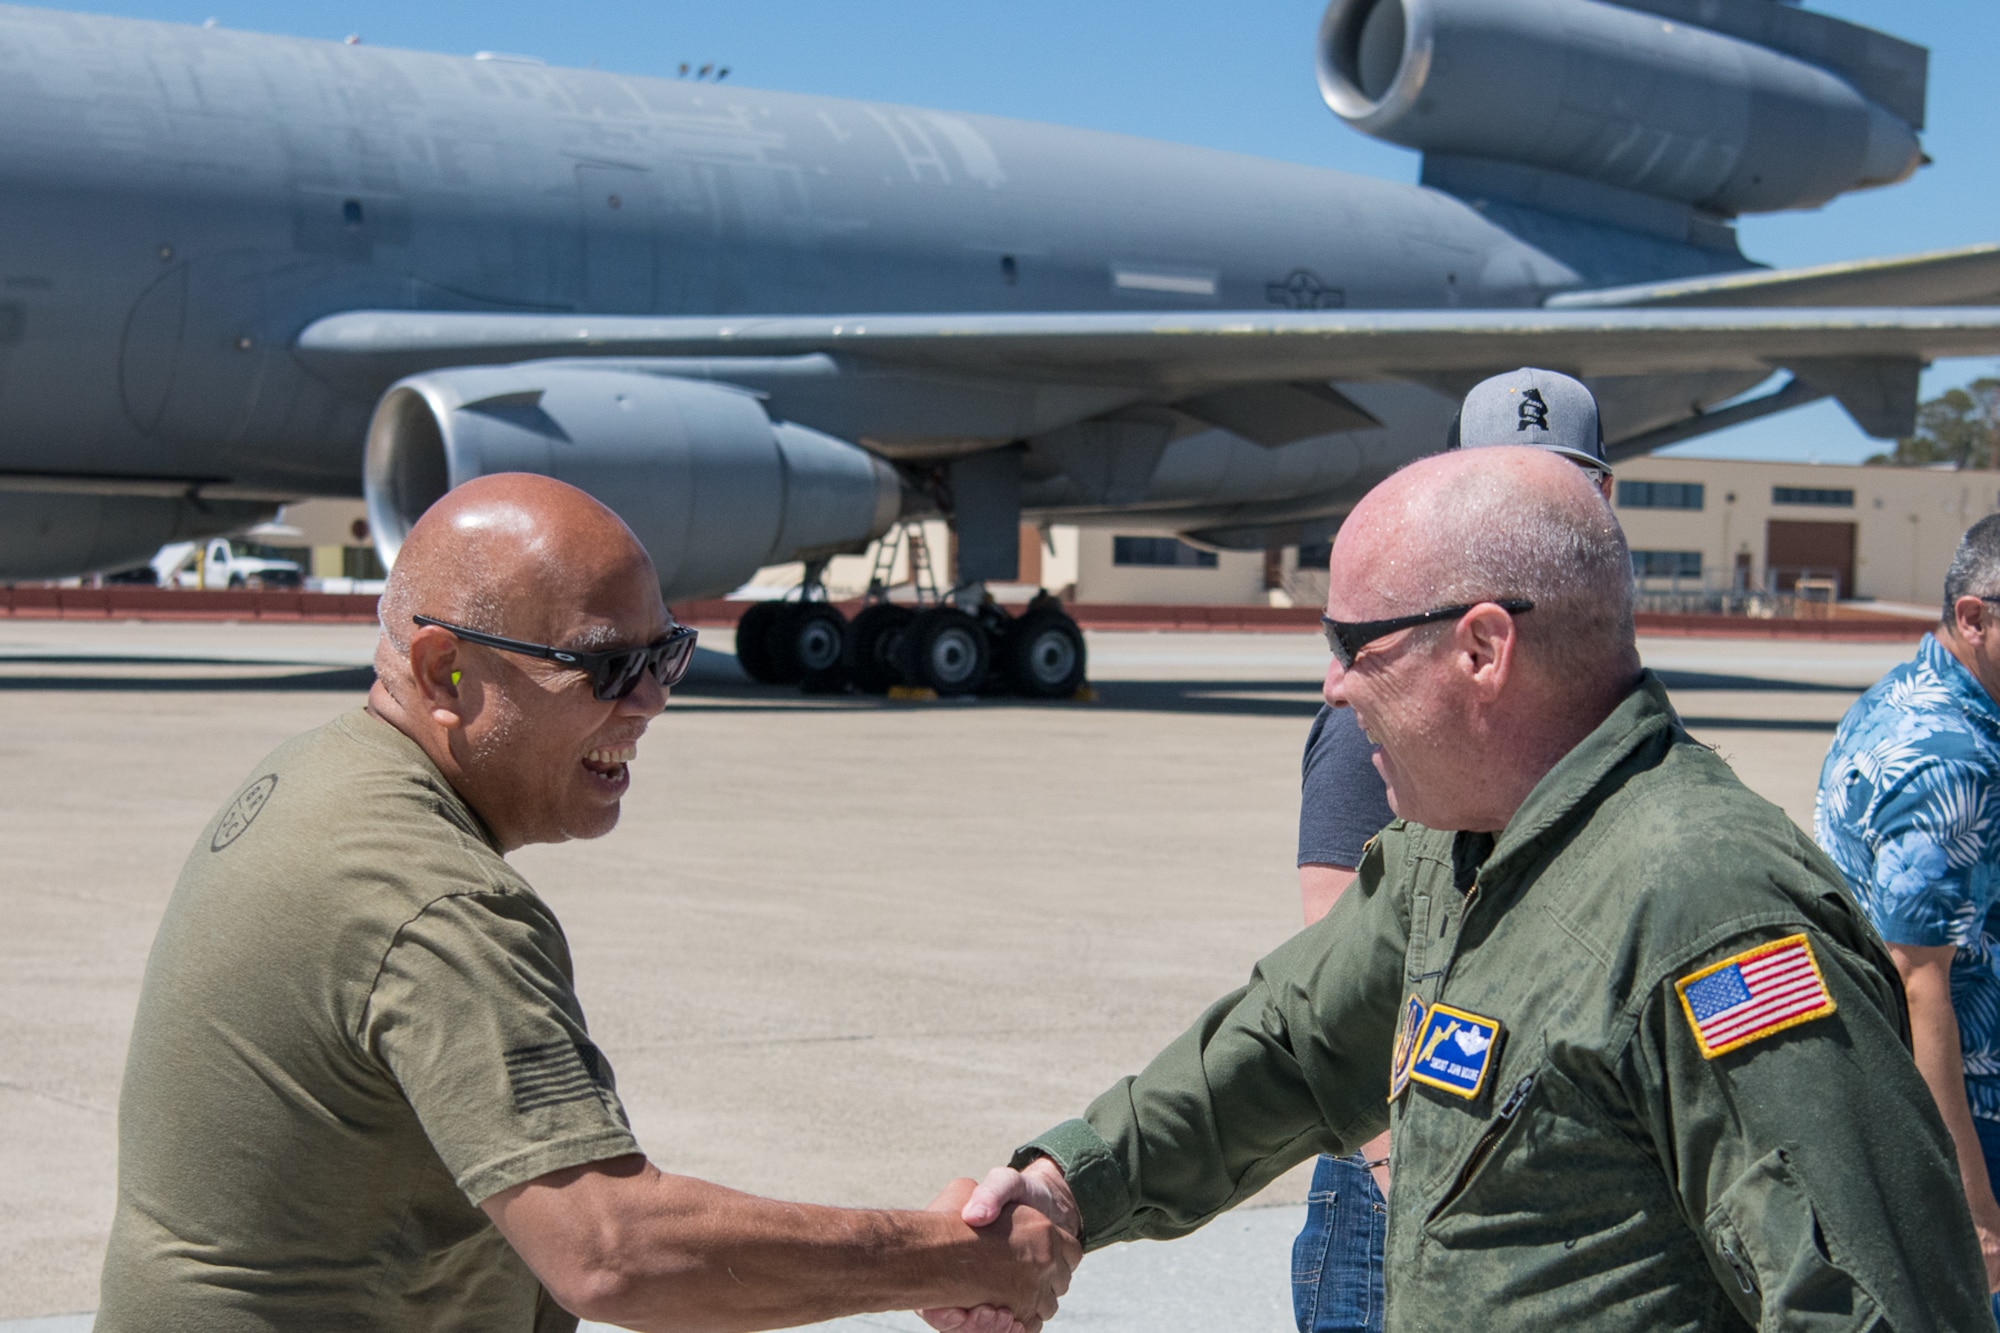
[1816,634,2000,1122]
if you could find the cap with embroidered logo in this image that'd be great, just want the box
[1447,366,1611,476]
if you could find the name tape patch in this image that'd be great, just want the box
[1676,933,1836,1059]
[1407,1002,1502,1100]
[1388,993,1426,1102]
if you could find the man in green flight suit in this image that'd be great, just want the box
[927,446,1988,1331]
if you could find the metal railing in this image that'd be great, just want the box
[1631,566,1844,618]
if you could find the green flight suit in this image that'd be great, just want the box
[1022,675,1989,1331]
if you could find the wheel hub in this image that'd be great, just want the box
[797,621,841,671]
[929,628,982,685]
[1025,629,1078,683]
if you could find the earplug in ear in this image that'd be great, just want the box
[451,670,462,686]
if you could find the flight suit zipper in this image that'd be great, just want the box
[1432,1071,1538,1217]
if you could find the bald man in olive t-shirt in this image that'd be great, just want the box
[100,709,640,1330]
[99,476,1076,1333]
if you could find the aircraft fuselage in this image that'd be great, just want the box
[0,5,1743,501]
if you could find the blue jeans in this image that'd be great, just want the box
[1291,1152,1386,1333]
[1975,1117,2000,1327]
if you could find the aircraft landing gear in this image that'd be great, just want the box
[732,559,850,689]
[896,605,990,696]
[772,601,848,691]
[732,533,1089,701]
[844,602,914,695]
[999,593,1088,698]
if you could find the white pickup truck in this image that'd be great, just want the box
[152,538,305,590]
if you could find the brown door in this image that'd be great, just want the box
[1766,520,1856,597]
[1018,524,1043,586]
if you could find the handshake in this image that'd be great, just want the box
[919,1157,1082,1333]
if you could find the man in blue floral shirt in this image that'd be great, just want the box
[1817,513,2000,1308]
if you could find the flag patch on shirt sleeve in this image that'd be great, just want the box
[1675,934,1836,1059]
[504,1038,611,1113]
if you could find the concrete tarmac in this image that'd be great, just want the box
[0,618,1918,1325]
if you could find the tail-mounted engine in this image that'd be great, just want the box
[364,365,902,600]
[1317,0,1925,218]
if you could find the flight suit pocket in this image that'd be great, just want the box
[1424,1069,1539,1225]
[1702,1147,1882,1330]
[1422,1055,1660,1243]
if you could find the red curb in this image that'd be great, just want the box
[1632,613,1931,641]
[0,587,382,622]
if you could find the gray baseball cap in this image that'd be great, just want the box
[1447,367,1611,475]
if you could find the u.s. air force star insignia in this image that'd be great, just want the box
[1675,933,1835,1059]
[1388,993,1425,1103]
[211,774,278,852]
[1407,1002,1502,1100]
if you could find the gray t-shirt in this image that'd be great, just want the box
[99,709,640,1333]
[1297,705,1394,869]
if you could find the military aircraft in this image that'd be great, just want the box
[1,0,1997,694]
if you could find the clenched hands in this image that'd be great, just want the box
[921,1160,1083,1333]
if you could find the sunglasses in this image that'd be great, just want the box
[1321,599,1534,669]
[413,615,699,699]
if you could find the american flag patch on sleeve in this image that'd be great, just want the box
[1675,933,1837,1059]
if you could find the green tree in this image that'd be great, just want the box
[1866,376,2000,467]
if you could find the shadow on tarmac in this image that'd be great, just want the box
[1650,669,1860,696]
[0,666,1327,718]
[1674,716,1839,733]
[0,659,1856,725]
[0,665,380,692]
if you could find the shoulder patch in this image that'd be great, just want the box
[1388,993,1425,1102]
[211,774,278,852]
[1675,933,1836,1059]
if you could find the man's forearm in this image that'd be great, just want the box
[589,1180,992,1332]
[486,1157,1070,1333]
[1906,976,2000,1217]
[1891,942,2000,1294]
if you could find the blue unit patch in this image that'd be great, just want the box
[1407,1002,1502,1100]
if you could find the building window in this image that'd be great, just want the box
[1296,541,1333,568]
[1112,536,1218,568]
[1772,486,1854,507]
[1631,550,1703,579]
[1616,480,1704,510]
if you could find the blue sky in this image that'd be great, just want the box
[32,0,2000,463]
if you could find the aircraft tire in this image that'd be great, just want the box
[733,600,787,684]
[1002,610,1087,698]
[845,603,913,694]
[897,607,990,697]
[771,602,849,690]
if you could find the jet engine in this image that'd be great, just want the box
[1317,0,1924,216]
[363,366,902,600]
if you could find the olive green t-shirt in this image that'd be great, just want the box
[98,709,641,1332]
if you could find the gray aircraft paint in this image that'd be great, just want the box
[0,6,1583,480]
[0,1,1986,587]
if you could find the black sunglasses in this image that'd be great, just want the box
[1320,599,1534,669]
[413,615,698,699]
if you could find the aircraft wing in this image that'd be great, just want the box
[1547,243,2000,310]
[298,306,2000,393]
